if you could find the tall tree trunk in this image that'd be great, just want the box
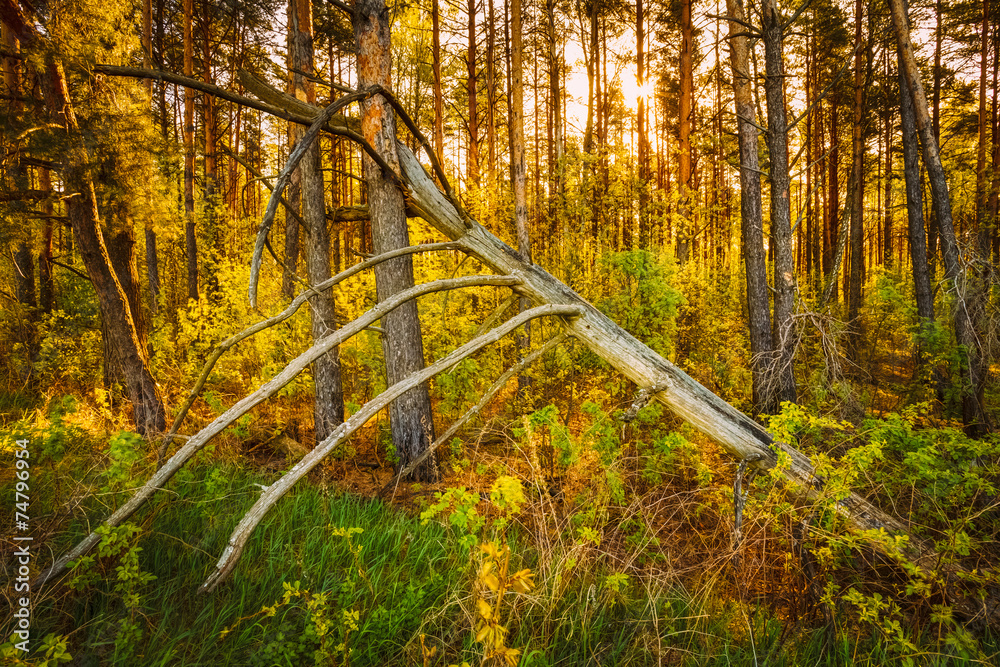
[976,0,990,244]
[726,0,775,414]
[142,0,159,315]
[432,0,444,169]
[38,167,54,315]
[512,0,532,392]
[355,0,438,480]
[825,97,839,290]
[43,60,166,435]
[676,0,693,262]
[637,0,650,247]
[898,27,934,348]
[846,0,866,354]
[467,0,479,187]
[544,0,563,234]
[761,0,796,404]
[291,0,344,442]
[283,0,302,299]
[183,0,198,301]
[486,0,496,186]
[890,0,988,434]
[201,0,218,294]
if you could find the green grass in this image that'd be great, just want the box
[2,412,998,666]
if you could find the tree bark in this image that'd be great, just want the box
[466,0,479,187]
[432,0,443,169]
[355,0,438,480]
[42,60,166,435]
[291,0,345,442]
[676,0,693,261]
[726,0,774,414]
[889,0,988,434]
[898,32,934,341]
[846,0,866,354]
[183,0,198,301]
[761,0,797,404]
[512,0,532,391]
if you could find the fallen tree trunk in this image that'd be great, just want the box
[394,145,995,625]
[57,66,996,625]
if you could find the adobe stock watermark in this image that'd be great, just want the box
[10,438,32,652]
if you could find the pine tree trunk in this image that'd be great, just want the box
[726,0,775,414]
[898,30,934,338]
[183,0,198,301]
[761,0,796,405]
[846,0,866,354]
[467,0,479,187]
[290,0,344,443]
[676,0,693,262]
[890,0,988,434]
[42,60,166,435]
[355,0,438,480]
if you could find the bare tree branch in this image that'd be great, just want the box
[201,305,581,592]
[36,274,519,587]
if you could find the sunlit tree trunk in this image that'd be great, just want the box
[432,0,443,168]
[201,0,219,294]
[355,0,438,479]
[42,59,166,434]
[726,0,775,414]
[467,0,479,187]
[290,0,344,443]
[183,0,198,300]
[676,0,693,262]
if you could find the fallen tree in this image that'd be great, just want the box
[39,66,996,627]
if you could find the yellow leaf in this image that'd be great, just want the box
[483,573,500,591]
[477,599,493,620]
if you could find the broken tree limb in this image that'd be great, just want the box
[393,143,996,625]
[37,274,519,587]
[156,241,466,466]
[200,305,581,592]
[379,332,571,500]
[248,90,368,307]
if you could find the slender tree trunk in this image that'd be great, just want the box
[38,167,54,315]
[726,0,775,414]
[637,0,650,247]
[467,0,479,187]
[898,29,934,344]
[512,0,532,392]
[883,63,894,269]
[825,98,839,290]
[355,0,438,480]
[183,0,198,300]
[846,0,866,354]
[290,0,344,442]
[677,0,693,262]
[890,0,988,434]
[201,0,218,294]
[977,0,990,244]
[486,0,496,186]
[761,0,796,404]
[432,0,444,169]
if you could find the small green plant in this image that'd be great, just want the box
[421,487,485,551]
[0,633,72,666]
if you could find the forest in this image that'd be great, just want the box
[2,0,1000,662]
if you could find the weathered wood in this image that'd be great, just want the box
[37,274,519,586]
[396,143,996,626]
[200,304,580,592]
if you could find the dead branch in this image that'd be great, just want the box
[156,241,467,466]
[200,305,581,592]
[37,274,519,587]
[248,90,369,307]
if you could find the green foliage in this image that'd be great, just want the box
[0,633,72,666]
[421,486,486,551]
[593,250,684,359]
